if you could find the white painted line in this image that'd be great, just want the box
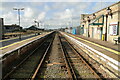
[107,62,120,72]
[0,32,52,58]
[63,33,120,71]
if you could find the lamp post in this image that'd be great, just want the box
[87,16,90,37]
[34,20,40,35]
[13,8,24,39]
[105,7,112,41]
[67,21,71,33]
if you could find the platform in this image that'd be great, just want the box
[61,32,120,77]
[0,34,36,47]
[64,33,120,61]
[0,32,52,55]
[75,34,119,52]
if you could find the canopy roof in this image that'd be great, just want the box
[89,15,104,25]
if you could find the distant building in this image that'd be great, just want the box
[59,28,65,32]
[26,25,44,31]
[4,24,22,33]
[65,27,69,33]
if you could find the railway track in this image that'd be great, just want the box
[31,33,101,79]
[3,33,55,79]
[33,33,71,79]
[3,32,102,79]
[59,34,101,79]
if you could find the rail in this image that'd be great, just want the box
[58,35,74,79]
[62,32,120,78]
[59,33,101,79]
[31,34,54,80]
[3,32,55,79]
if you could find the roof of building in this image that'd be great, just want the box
[4,24,20,27]
[26,26,44,30]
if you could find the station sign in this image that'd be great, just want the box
[109,22,118,35]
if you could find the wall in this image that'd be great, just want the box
[80,2,120,43]
[107,12,119,43]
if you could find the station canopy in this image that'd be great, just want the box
[89,15,104,25]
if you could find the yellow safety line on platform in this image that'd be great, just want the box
[0,35,36,50]
[0,34,35,42]
[0,40,25,50]
[67,34,120,55]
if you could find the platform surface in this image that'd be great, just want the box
[0,32,51,54]
[0,34,36,47]
[64,32,120,62]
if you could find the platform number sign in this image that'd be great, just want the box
[109,22,118,35]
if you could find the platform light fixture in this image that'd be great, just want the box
[13,8,24,27]
[92,13,96,19]
[87,16,90,37]
[106,7,112,15]
[13,7,24,39]
[82,14,85,22]
[107,7,113,18]
[105,7,112,41]
[87,16,91,22]
[82,18,86,23]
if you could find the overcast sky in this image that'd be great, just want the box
[0,0,119,29]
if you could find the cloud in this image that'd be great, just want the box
[37,12,46,21]
[24,7,34,18]
[53,10,71,20]
[1,2,119,29]
[2,12,17,24]
[91,2,115,13]
[1,0,119,2]
[44,5,50,11]
[1,2,44,27]
[50,2,92,27]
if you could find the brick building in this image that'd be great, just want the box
[80,1,120,43]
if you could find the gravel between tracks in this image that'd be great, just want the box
[38,34,69,79]
[61,40,98,79]
[65,36,112,78]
